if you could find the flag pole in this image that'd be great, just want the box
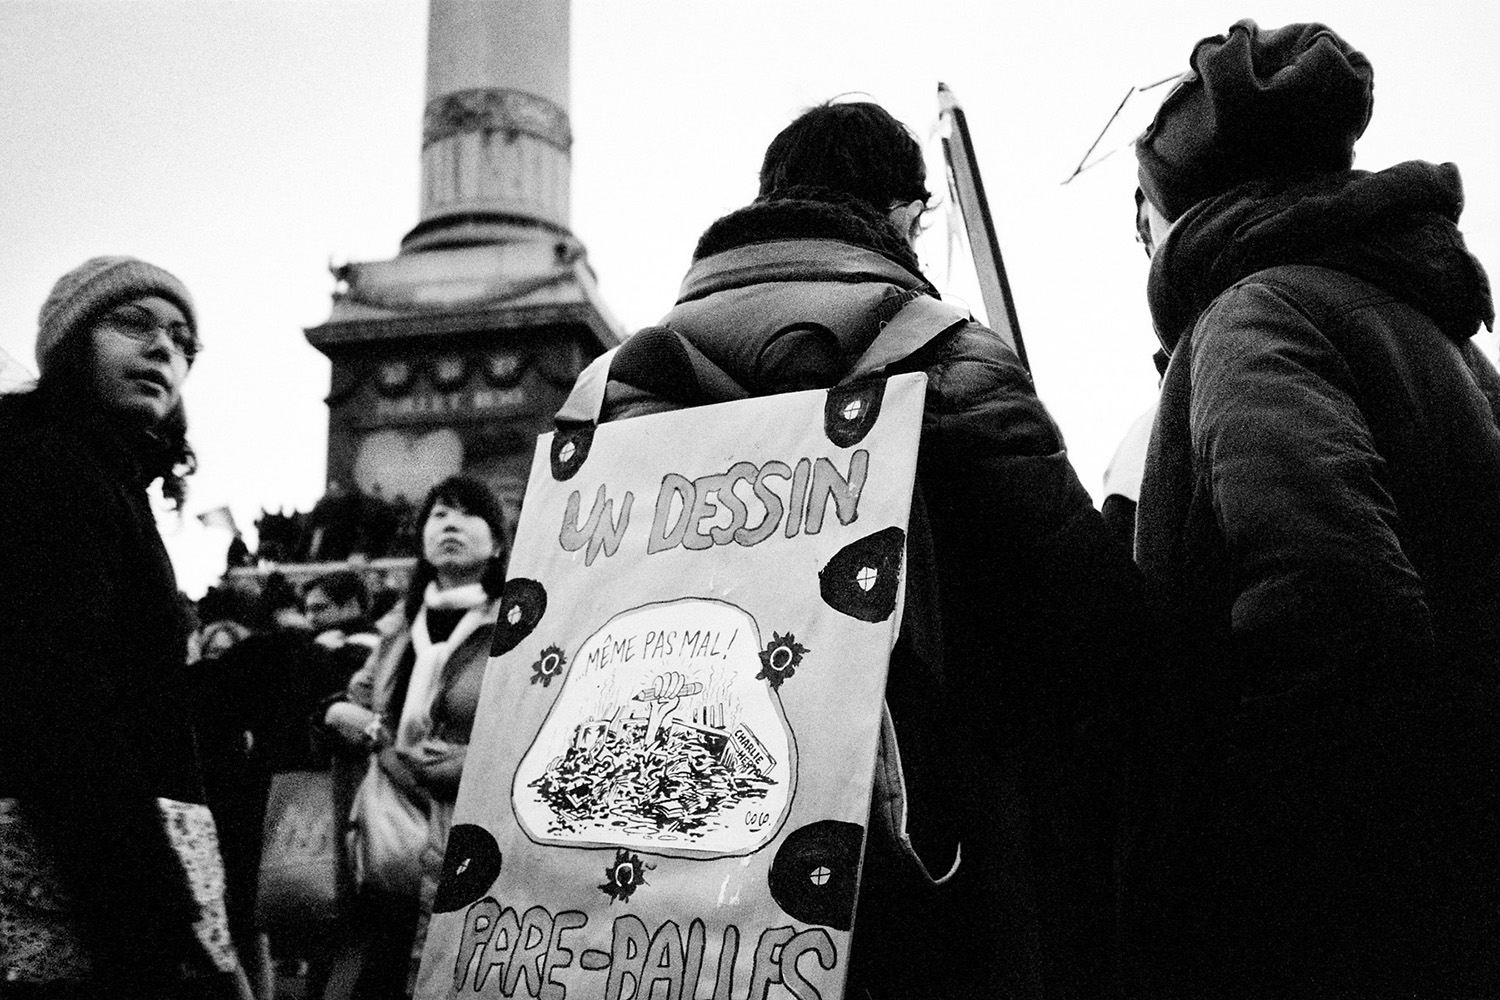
[938,82,1029,374]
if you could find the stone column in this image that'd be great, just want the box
[414,0,572,242]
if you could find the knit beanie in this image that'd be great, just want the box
[36,256,197,377]
[1135,20,1374,221]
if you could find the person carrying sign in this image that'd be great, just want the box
[1127,20,1500,998]
[560,100,1145,1000]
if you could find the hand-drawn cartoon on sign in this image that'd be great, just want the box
[415,373,926,1000]
[515,598,796,857]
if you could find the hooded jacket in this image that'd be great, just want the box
[584,190,1145,999]
[1128,160,1500,996]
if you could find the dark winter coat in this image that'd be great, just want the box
[0,389,209,983]
[583,190,1145,1000]
[1127,160,1500,997]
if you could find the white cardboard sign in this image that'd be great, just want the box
[416,373,926,1000]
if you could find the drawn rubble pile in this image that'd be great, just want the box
[529,677,777,837]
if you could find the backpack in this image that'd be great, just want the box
[554,293,973,889]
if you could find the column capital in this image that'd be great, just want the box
[423,87,572,153]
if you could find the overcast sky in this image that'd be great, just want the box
[3,0,1496,595]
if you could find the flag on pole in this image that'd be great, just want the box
[0,346,35,393]
[195,505,238,535]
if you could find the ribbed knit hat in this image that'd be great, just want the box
[1136,20,1374,221]
[36,256,196,376]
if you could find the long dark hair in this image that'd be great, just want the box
[400,474,509,620]
[0,321,196,509]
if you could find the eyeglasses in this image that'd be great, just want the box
[888,199,931,245]
[99,304,200,361]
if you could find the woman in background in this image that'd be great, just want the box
[325,474,507,998]
[0,257,250,998]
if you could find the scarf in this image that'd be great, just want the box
[396,581,491,745]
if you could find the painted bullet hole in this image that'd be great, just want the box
[756,631,810,690]
[530,644,568,686]
[823,381,885,448]
[820,527,905,622]
[552,424,595,481]
[491,578,547,656]
[768,819,864,930]
[432,824,502,914]
[600,848,652,903]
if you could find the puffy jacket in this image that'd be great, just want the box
[573,190,1145,999]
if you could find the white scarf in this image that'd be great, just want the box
[396,581,491,745]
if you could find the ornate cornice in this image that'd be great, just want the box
[423,87,572,152]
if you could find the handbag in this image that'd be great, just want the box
[1,796,244,983]
[347,754,429,898]
[255,769,346,932]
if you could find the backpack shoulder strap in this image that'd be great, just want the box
[841,295,972,385]
[560,294,968,420]
[553,346,620,426]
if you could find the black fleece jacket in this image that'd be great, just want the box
[0,389,208,983]
[1127,160,1500,997]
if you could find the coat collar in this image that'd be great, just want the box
[1149,160,1494,351]
[677,238,927,305]
[687,186,934,297]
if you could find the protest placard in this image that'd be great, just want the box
[416,372,926,1000]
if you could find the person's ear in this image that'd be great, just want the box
[887,200,924,247]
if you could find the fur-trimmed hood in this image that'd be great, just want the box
[691,185,929,282]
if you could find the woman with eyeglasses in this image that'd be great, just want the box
[0,257,251,998]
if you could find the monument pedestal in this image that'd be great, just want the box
[304,0,622,534]
[306,230,618,528]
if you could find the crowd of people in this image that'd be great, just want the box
[3,17,1498,1000]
